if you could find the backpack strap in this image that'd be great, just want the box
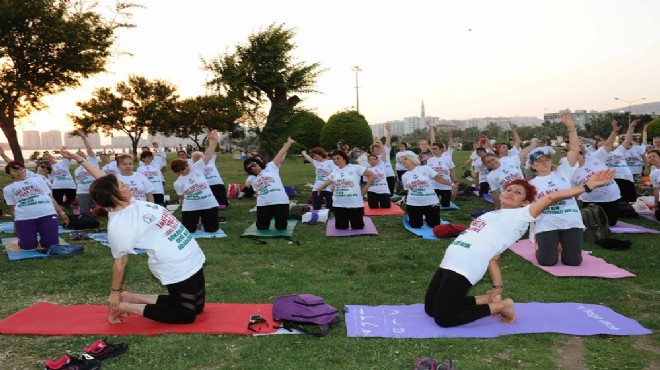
[247,317,269,333]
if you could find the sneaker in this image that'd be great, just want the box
[82,338,128,361]
[219,217,227,224]
[44,354,101,370]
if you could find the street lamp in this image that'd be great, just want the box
[614,97,646,126]
[352,66,361,113]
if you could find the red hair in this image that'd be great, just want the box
[504,179,537,203]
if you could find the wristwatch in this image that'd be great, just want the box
[583,184,592,193]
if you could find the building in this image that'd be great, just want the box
[22,130,41,149]
[40,130,62,149]
[63,132,101,149]
[544,109,607,128]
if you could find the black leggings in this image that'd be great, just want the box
[209,184,229,206]
[424,267,491,327]
[434,189,452,208]
[333,207,364,229]
[406,204,441,228]
[367,192,391,209]
[256,203,289,230]
[52,188,77,206]
[386,176,396,195]
[583,199,620,227]
[535,228,583,266]
[479,182,490,196]
[181,207,219,233]
[614,179,636,202]
[312,190,333,210]
[153,193,165,206]
[143,268,205,324]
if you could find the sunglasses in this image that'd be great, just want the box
[247,163,257,169]
[10,165,24,171]
[39,164,51,170]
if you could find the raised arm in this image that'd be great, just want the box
[427,121,435,144]
[384,122,392,148]
[447,129,454,153]
[642,124,649,146]
[76,129,94,157]
[0,145,12,163]
[202,130,219,165]
[60,148,107,179]
[509,123,521,149]
[603,120,621,152]
[529,169,616,218]
[621,119,640,150]
[373,138,387,162]
[560,114,580,166]
[272,137,295,167]
[301,150,314,163]
[518,138,539,164]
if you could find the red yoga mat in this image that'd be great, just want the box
[0,302,277,336]
[363,201,405,216]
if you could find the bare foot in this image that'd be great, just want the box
[498,299,516,324]
[489,294,503,304]
[108,309,122,324]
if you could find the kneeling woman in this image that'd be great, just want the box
[318,150,375,229]
[60,148,206,325]
[244,138,295,230]
[424,169,615,328]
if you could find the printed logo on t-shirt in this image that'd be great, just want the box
[143,214,156,223]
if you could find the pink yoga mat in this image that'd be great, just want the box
[363,201,405,216]
[326,216,378,236]
[610,221,660,234]
[508,240,635,278]
[0,302,277,336]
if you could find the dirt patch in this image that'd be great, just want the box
[633,336,660,355]
[553,336,587,370]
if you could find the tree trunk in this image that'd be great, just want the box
[0,103,24,163]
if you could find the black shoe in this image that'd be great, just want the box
[83,338,128,361]
[219,217,228,224]
[44,354,101,370]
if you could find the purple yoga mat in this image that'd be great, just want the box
[640,213,659,223]
[344,303,651,338]
[483,193,494,203]
[610,221,660,234]
[326,216,378,237]
[509,240,635,278]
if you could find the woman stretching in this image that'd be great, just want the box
[60,148,206,325]
[424,169,616,327]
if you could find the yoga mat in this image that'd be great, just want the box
[326,216,378,237]
[363,201,405,216]
[402,215,449,240]
[87,233,146,255]
[191,229,228,238]
[440,202,459,211]
[3,237,69,261]
[344,302,651,338]
[241,219,298,238]
[610,221,660,234]
[0,222,73,234]
[509,239,635,278]
[0,301,277,336]
[640,213,659,223]
[483,193,494,203]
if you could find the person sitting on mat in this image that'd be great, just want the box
[645,149,660,220]
[398,153,456,228]
[301,147,337,210]
[427,130,457,208]
[60,148,206,325]
[244,138,295,230]
[365,138,391,209]
[318,150,375,229]
[424,169,616,328]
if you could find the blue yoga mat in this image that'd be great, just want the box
[3,237,69,261]
[402,215,449,240]
[190,229,228,239]
[87,233,146,255]
[440,202,459,210]
[0,222,73,234]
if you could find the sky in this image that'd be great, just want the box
[14,0,660,143]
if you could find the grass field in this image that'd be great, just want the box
[0,151,658,369]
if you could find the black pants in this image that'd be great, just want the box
[333,207,364,229]
[209,184,229,206]
[406,204,441,228]
[256,203,289,230]
[386,176,396,195]
[181,207,219,233]
[434,189,452,208]
[312,190,333,210]
[367,192,391,209]
[614,179,637,202]
[583,199,620,227]
[535,228,583,266]
[52,188,77,206]
[153,193,165,206]
[424,267,491,327]
[143,268,205,324]
[479,182,490,196]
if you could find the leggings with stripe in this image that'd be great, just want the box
[143,268,205,324]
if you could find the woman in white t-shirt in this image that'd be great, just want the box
[114,154,155,203]
[302,147,337,210]
[366,140,391,209]
[171,131,221,233]
[317,150,375,230]
[646,149,660,220]
[528,113,583,266]
[138,150,166,205]
[189,150,228,209]
[399,154,455,228]
[244,138,295,230]
[369,122,396,194]
[100,153,119,176]
[395,142,416,193]
[42,152,77,207]
[3,161,69,250]
[72,130,100,216]
[427,141,456,208]
[424,169,616,328]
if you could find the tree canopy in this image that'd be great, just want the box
[0,0,137,161]
[286,110,325,150]
[71,75,178,157]
[320,111,372,151]
[204,23,324,160]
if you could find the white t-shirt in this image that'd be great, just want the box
[624,145,646,175]
[605,146,634,182]
[402,165,440,206]
[3,177,57,221]
[328,164,366,208]
[427,155,454,191]
[248,162,289,207]
[395,150,416,171]
[200,155,224,186]
[73,157,99,195]
[35,173,53,190]
[115,172,155,202]
[649,168,660,189]
[529,161,584,233]
[572,147,621,203]
[473,157,490,184]
[440,205,535,285]
[51,159,76,190]
[173,160,219,211]
[367,162,389,194]
[487,161,524,194]
[383,146,395,177]
[102,161,119,176]
[312,159,337,191]
[108,200,205,285]
[137,162,165,195]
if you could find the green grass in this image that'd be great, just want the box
[0,152,658,369]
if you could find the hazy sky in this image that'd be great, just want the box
[15,0,660,140]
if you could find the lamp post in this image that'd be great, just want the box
[614,97,646,126]
[352,66,361,113]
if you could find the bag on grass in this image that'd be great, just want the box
[617,202,639,218]
[413,357,455,370]
[301,209,329,225]
[580,204,610,242]
[432,224,468,239]
[65,215,100,230]
[228,183,243,199]
[272,294,340,337]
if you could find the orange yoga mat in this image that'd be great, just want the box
[363,201,405,216]
[0,302,276,336]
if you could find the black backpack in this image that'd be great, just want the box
[580,204,610,242]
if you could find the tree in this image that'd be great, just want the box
[286,110,325,150]
[646,117,660,141]
[162,95,242,150]
[320,111,372,151]
[0,0,137,162]
[204,23,324,160]
[72,75,178,157]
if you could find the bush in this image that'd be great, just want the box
[647,118,660,141]
[320,111,372,151]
